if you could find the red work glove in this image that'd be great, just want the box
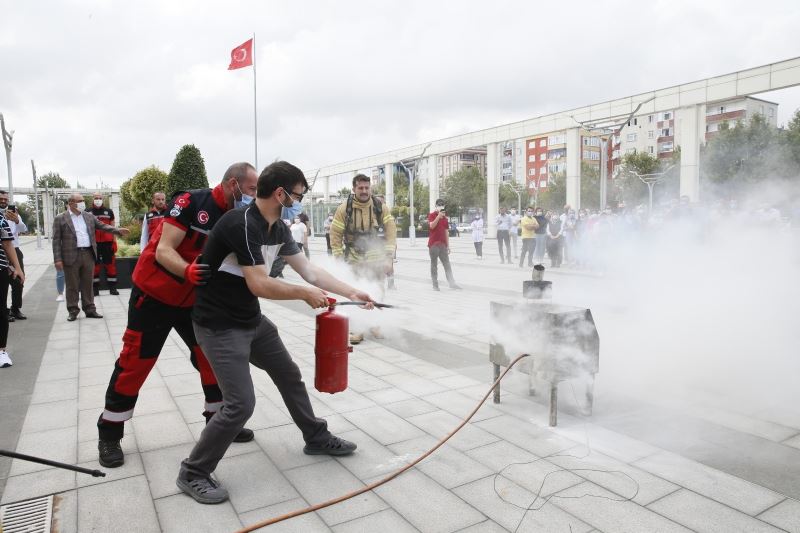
[184,261,211,286]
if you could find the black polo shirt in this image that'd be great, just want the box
[192,205,300,329]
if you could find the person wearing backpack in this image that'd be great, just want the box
[329,174,397,344]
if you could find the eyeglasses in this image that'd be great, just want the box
[282,187,304,203]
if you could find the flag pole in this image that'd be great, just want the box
[253,32,258,170]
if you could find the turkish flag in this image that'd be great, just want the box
[228,39,253,70]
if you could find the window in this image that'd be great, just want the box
[718,106,726,114]
[648,130,654,139]
[648,115,654,123]
[540,180,548,188]
[539,166,547,175]
[582,137,600,147]
[529,141,536,149]
[662,112,672,120]
[625,148,636,155]
[582,151,600,160]
[647,146,654,154]
[539,139,547,147]
[627,133,637,142]
[547,134,566,145]
[528,155,536,162]
[548,163,566,174]
[539,153,546,161]
[661,128,672,137]
[529,168,536,176]
[658,141,674,153]
[634,118,638,126]
[769,107,775,117]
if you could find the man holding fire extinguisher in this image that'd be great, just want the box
[177,161,375,505]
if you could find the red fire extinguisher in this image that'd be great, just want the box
[315,298,352,394]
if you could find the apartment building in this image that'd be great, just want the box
[524,131,601,195]
[437,148,487,187]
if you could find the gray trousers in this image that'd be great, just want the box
[181,316,330,478]
[64,248,97,315]
[428,243,455,288]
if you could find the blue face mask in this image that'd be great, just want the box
[234,183,254,209]
[280,188,303,220]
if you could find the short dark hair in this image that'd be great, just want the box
[352,174,370,187]
[435,198,445,206]
[257,161,308,199]
[222,162,256,184]
[0,190,7,195]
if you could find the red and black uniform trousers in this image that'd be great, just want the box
[92,241,118,289]
[96,285,222,441]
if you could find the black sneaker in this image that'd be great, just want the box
[303,435,357,456]
[109,287,119,295]
[98,439,124,468]
[233,427,254,443]
[176,474,229,504]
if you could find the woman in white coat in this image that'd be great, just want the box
[470,214,484,259]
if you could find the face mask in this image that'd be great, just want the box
[76,202,86,211]
[293,218,301,224]
[93,199,103,207]
[436,205,445,212]
[234,183,254,209]
[280,190,303,220]
[526,211,533,217]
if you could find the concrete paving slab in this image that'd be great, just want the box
[253,424,333,472]
[75,450,144,489]
[335,428,411,481]
[648,489,785,533]
[420,389,503,423]
[132,411,194,452]
[757,498,800,533]
[238,497,331,533]
[20,399,78,433]
[8,426,77,476]
[362,386,415,405]
[552,481,692,533]
[475,415,577,457]
[332,508,418,533]
[1,467,76,505]
[369,470,485,533]
[388,436,494,489]
[453,475,593,533]
[633,451,785,515]
[383,398,439,418]
[380,372,448,396]
[215,451,300,513]
[141,443,195,500]
[29,377,78,404]
[343,406,427,445]
[284,460,388,526]
[155,493,243,533]
[408,410,500,452]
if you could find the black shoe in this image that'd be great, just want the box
[7,315,14,323]
[109,287,119,296]
[93,285,100,297]
[233,427,254,443]
[303,435,357,456]
[85,312,104,319]
[67,313,78,322]
[10,309,26,320]
[98,439,124,468]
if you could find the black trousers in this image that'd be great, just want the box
[10,247,23,311]
[325,234,332,255]
[497,230,511,262]
[429,243,456,287]
[0,269,9,347]
[97,285,223,441]
[473,241,483,257]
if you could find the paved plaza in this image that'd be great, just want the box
[1,235,799,533]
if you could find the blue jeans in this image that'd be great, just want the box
[56,269,65,294]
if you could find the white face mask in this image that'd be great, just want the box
[93,199,103,207]
[436,205,445,212]
[76,202,86,211]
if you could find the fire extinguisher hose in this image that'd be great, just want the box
[234,353,531,533]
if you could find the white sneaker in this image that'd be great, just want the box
[56,294,64,302]
[0,350,12,368]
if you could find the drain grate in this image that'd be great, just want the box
[0,495,54,533]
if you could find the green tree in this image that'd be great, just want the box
[166,144,208,195]
[499,182,524,211]
[373,172,430,222]
[28,172,70,230]
[580,162,601,211]
[535,172,566,212]
[120,165,169,214]
[442,167,486,217]
[614,151,660,206]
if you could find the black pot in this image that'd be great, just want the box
[96,256,138,290]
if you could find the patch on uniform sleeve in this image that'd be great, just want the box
[175,193,191,208]
[197,211,209,224]
[170,207,181,217]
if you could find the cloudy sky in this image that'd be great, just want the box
[2,0,799,196]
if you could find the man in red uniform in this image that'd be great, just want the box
[139,191,168,249]
[427,198,461,291]
[96,162,258,468]
[90,193,119,296]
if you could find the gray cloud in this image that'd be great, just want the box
[1,0,799,193]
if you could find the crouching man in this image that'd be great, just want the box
[177,161,375,504]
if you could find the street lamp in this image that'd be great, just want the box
[502,180,522,213]
[0,113,14,197]
[634,165,674,213]
[398,142,432,247]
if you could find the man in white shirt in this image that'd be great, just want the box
[509,208,520,260]
[52,194,129,321]
[0,192,27,320]
[495,207,512,264]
